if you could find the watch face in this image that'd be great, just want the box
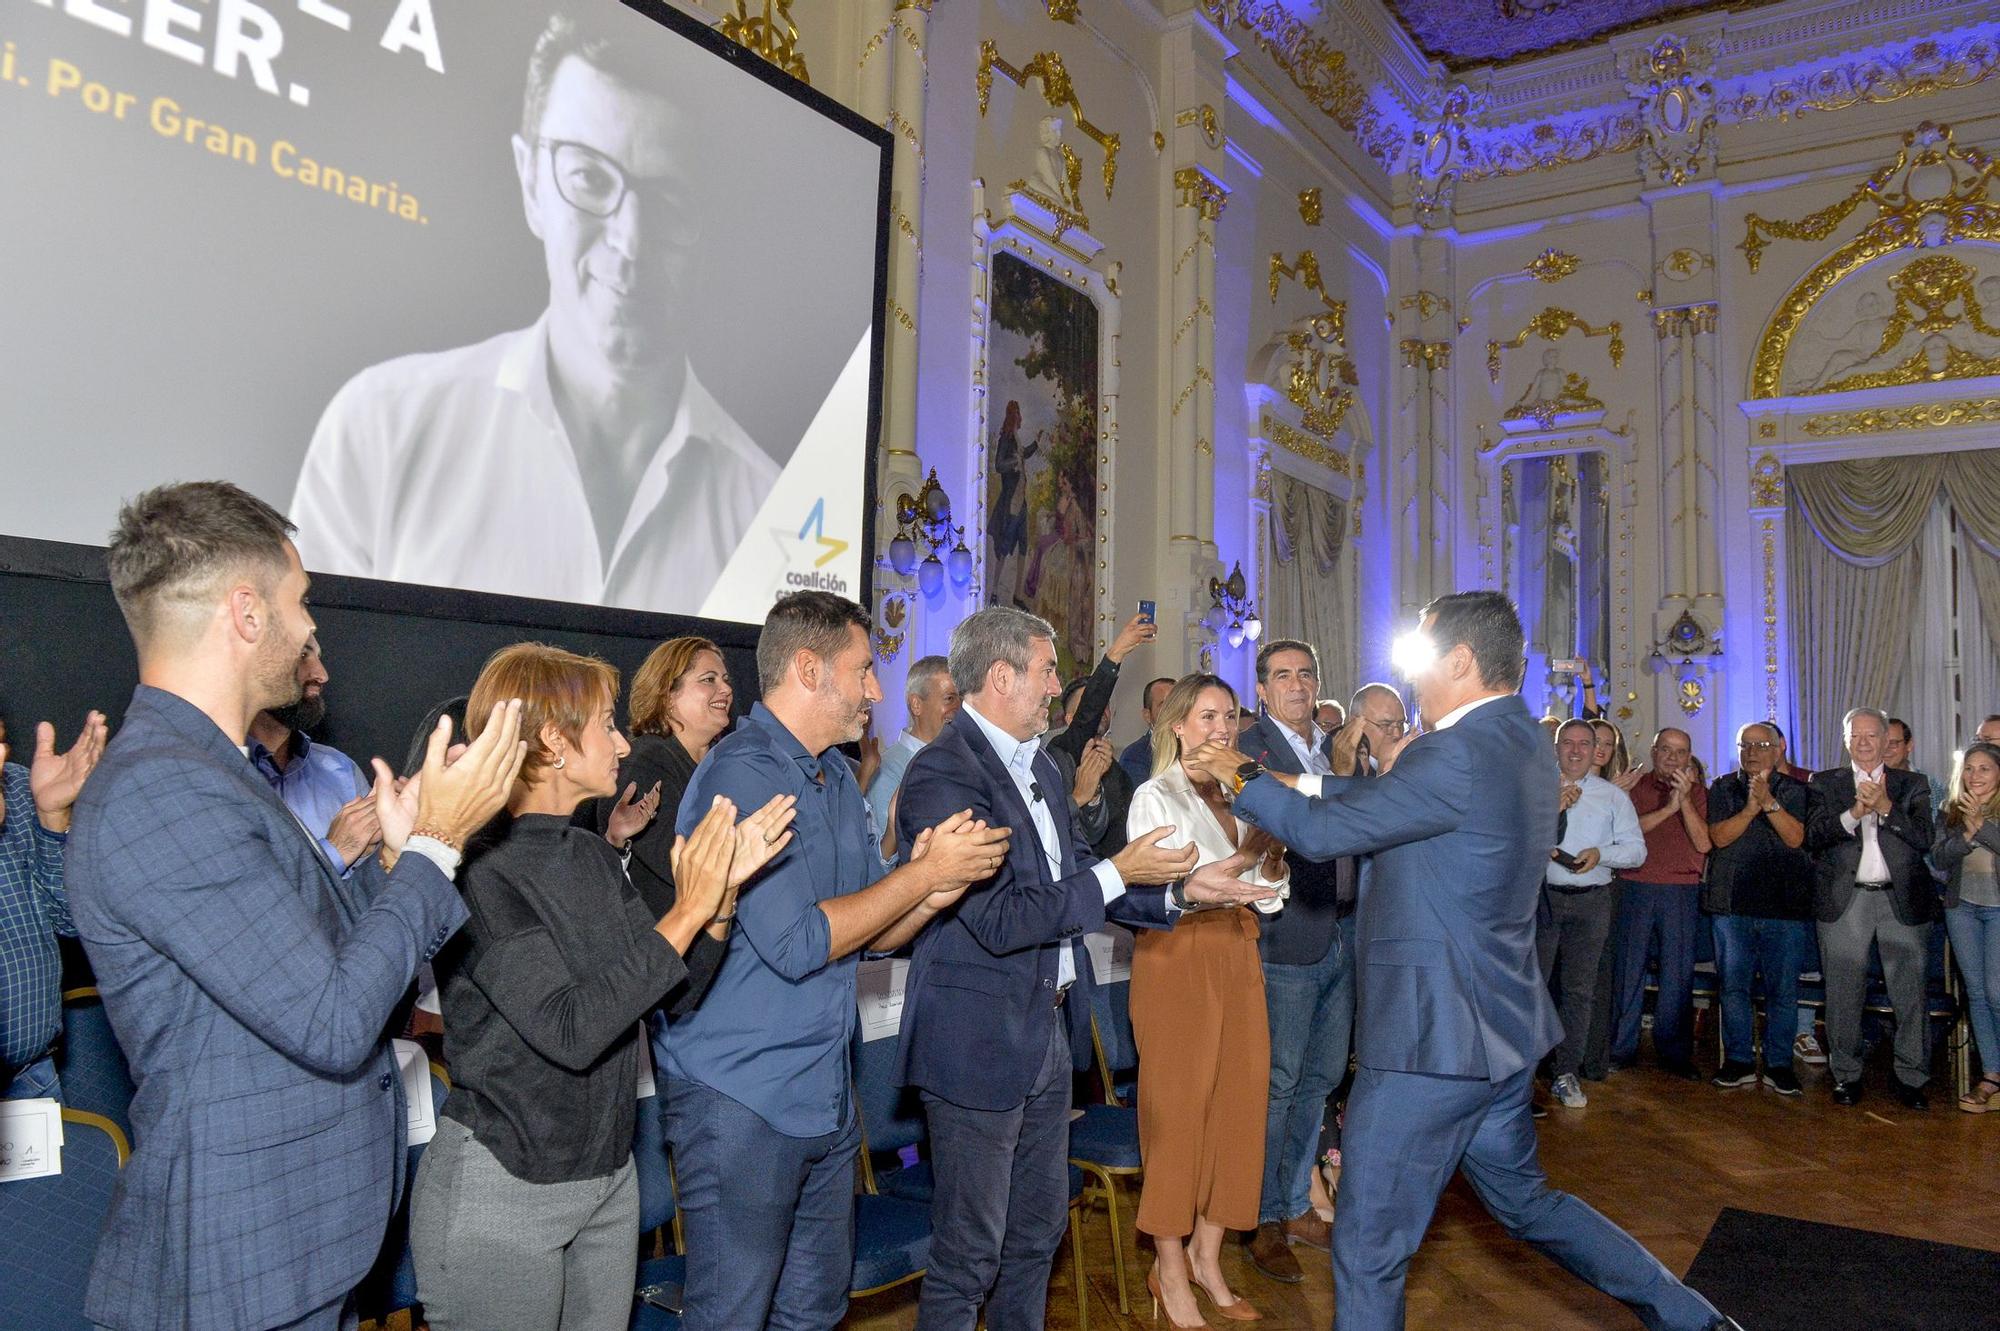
[1235,760,1263,781]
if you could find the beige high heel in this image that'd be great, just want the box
[1191,1273,1263,1322]
[1148,1266,1213,1329]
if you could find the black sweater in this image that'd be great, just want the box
[593,732,729,1016]
[437,813,689,1183]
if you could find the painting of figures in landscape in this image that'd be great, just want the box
[985,251,1101,678]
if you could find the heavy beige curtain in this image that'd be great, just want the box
[1267,470,1352,692]
[1787,449,2000,769]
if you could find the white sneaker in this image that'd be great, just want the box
[1553,1074,1588,1109]
[1794,1032,1828,1065]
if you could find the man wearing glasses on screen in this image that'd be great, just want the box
[291,14,777,614]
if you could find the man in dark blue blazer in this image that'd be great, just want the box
[66,483,525,1331]
[1188,593,1732,1331]
[896,606,1275,1331]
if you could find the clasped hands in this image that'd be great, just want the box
[1850,778,1893,822]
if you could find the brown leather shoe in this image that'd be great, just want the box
[1245,1222,1304,1283]
[1283,1210,1332,1252]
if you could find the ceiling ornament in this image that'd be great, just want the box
[1487,306,1626,383]
[1806,254,2000,393]
[1195,0,1403,170]
[1526,249,1580,282]
[1298,187,1323,226]
[720,0,810,84]
[1616,33,1718,188]
[1407,82,1478,230]
[1745,121,2000,399]
[1716,29,2000,127]
[978,42,1123,205]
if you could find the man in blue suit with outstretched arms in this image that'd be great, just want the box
[897,605,1277,1331]
[1185,592,1734,1331]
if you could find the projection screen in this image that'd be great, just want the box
[0,0,888,631]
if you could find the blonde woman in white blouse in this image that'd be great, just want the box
[1126,674,1288,1327]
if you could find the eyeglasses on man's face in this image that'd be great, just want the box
[540,139,699,243]
[1363,717,1406,736]
[1739,740,1778,753]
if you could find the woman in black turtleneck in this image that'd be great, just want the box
[592,636,738,1014]
[413,642,793,1331]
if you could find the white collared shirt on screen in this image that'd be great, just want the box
[290,316,779,614]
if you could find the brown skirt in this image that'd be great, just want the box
[1129,905,1271,1238]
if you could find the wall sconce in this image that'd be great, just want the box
[1203,560,1263,650]
[1647,609,1721,716]
[886,468,973,598]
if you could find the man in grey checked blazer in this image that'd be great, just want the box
[66,483,525,1331]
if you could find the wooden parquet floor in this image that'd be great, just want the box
[844,1058,2000,1330]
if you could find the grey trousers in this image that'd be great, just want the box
[1538,886,1618,1080]
[412,1119,640,1331]
[1818,889,1932,1087]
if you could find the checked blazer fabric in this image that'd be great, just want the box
[65,686,467,1331]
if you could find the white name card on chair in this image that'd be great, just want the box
[0,1097,63,1183]
[1085,926,1133,985]
[393,1039,437,1147]
[856,957,909,1042]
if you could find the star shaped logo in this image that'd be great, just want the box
[769,497,849,570]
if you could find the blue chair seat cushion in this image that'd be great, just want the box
[851,1195,931,1292]
[1069,1103,1141,1170]
[630,1254,688,1331]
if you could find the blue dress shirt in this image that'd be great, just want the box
[665,703,885,1137]
[0,762,71,1077]
[959,704,1126,987]
[865,730,925,837]
[248,731,370,871]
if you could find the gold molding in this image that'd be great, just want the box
[1195,0,1399,168]
[1283,326,1357,438]
[1804,253,2000,393]
[1761,516,1779,723]
[1745,122,2000,398]
[978,42,1122,203]
[1175,104,1222,149]
[1526,249,1579,283]
[1748,452,1785,509]
[1399,338,1451,371]
[720,0,810,84]
[1174,166,1230,221]
[1658,248,1712,280]
[1652,303,1717,338]
[1800,398,2000,438]
[1297,187,1322,226]
[1269,250,1347,331]
[1486,307,1625,383]
[1400,291,1451,321]
[1264,415,1349,475]
[1720,31,2000,129]
[1046,0,1079,22]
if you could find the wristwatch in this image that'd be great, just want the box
[1229,760,1266,796]
[1167,878,1191,912]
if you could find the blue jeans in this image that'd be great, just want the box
[3,1054,60,1102]
[1258,914,1354,1224]
[664,1077,858,1331]
[1334,1066,1723,1331]
[1711,915,1809,1069]
[1611,882,1699,1065]
[1946,903,2000,1078]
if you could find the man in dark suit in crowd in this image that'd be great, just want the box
[1186,591,1733,1331]
[1118,675,1177,788]
[895,605,1273,1331]
[66,481,526,1331]
[1806,706,1936,1108]
[1234,640,1353,1279]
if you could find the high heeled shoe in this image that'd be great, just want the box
[1148,1267,1212,1329]
[1191,1272,1263,1322]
